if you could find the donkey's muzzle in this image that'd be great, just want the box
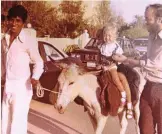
[57,105,65,114]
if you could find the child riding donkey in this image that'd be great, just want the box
[98,24,133,119]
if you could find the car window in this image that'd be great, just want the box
[43,43,64,61]
[133,39,148,46]
[85,38,97,48]
[85,38,103,48]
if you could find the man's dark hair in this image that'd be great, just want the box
[147,3,162,9]
[156,7,162,18]
[146,4,162,17]
[7,5,28,23]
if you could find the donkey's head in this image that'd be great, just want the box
[56,63,84,114]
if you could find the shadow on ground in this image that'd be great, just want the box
[28,108,82,134]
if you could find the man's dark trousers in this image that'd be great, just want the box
[139,81,162,134]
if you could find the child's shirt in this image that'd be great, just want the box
[100,42,123,57]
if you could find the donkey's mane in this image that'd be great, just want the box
[67,64,88,75]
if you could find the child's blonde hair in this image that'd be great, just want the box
[103,23,118,41]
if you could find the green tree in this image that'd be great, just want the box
[132,15,145,28]
[57,1,86,38]
[95,0,113,28]
[91,0,125,37]
[18,1,58,37]
[120,27,149,39]
[116,15,126,30]
[118,24,131,37]
[1,1,16,15]
[120,15,148,39]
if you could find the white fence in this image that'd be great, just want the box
[24,27,91,51]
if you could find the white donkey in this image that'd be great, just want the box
[55,63,146,134]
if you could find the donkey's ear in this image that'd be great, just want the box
[55,63,68,69]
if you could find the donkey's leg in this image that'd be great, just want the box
[134,101,140,134]
[95,115,108,134]
[90,102,108,134]
[87,112,97,132]
[118,110,128,134]
[84,101,95,116]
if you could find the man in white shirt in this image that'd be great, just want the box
[113,4,162,134]
[1,5,43,134]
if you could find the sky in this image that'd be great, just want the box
[111,0,162,23]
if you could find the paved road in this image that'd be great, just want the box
[28,100,137,134]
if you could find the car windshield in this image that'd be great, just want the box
[85,38,103,48]
[43,43,64,61]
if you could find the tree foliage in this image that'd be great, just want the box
[57,1,86,38]
[1,1,86,38]
[17,1,58,37]
[93,0,125,37]
[1,1,148,39]
[132,15,145,28]
[120,27,148,39]
[116,15,126,30]
[120,15,148,39]
[95,0,113,28]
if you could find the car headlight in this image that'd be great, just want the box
[71,54,80,58]
[76,55,80,58]
[71,54,76,57]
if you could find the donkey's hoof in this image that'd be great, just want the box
[54,103,57,109]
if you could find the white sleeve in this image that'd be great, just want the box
[28,37,44,80]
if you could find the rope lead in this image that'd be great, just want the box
[35,83,60,98]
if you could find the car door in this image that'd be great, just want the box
[38,41,63,91]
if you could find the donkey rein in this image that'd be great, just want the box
[2,84,65,99]
[36,83,60,98]
[1,83,60,98]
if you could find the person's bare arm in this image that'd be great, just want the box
[124,58,140,66]
[112,54,142,66]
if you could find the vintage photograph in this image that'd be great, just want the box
[1,0,162,134]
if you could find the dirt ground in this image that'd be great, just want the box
[28,100,137,134]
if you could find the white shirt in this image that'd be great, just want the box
[100,42,123,57]
[3,29,44,95]
[141,30,162,83]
